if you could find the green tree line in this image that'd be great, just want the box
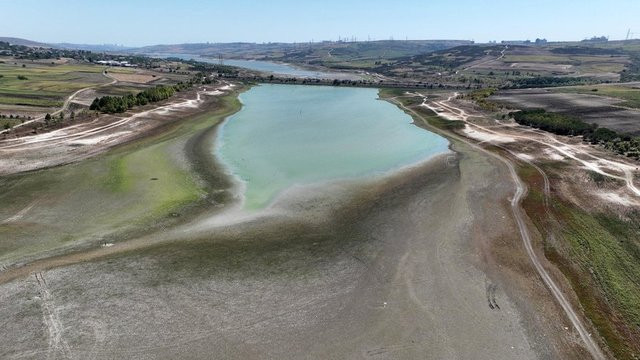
[506,76,594,89]
[89,83,191,113]
[512,109,640,158]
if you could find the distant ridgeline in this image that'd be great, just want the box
[511,109,640,158]
[89,83,191,113]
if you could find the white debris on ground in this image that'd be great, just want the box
[515,153,535,161]
[461,126,515,143]
[423,106,464,121]
[69,131,133,146]
[543,149,565,161]
[597,192,638,207]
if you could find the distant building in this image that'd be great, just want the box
[534,38,547,45]
[95,60,134,67]
[501,40,532,45]
[582,36,608,43]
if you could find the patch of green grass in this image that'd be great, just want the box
[555,204,640,358]
[0,89,244,264]
[409,104,465,130]
[517,162,640,358]
[123,142,203,219]
[0,118,22,129]
[102,157,129,192]
[0,96,62,107]
[544,245,633,359]
[378,88,408,97]
[559,206,640,327]
[463,88,499,111]
[587,170,625,187]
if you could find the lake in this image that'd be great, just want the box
[217,84,449,209]
[153,53,359,79]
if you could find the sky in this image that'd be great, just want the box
[2,0,640,46]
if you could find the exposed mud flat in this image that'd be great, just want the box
[0,86,587,359]
[0,141,567,359]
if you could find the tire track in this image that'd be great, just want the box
[35,272,72,359]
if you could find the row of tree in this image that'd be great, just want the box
[89,83,191,113]
[505,76,595,89]
[512,109,640,158]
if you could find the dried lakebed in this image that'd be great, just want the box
[0,84,563,359]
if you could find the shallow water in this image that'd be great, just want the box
[217,84,449,209]
[153,53,357,79]
[223,59,334,78]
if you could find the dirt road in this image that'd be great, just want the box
[463,45,508,71]
[0,83,235,175]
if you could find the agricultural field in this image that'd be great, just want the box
[0,58,114,108]
[490,88,640,135]
[555,82,640,109]
[0,53,202,135]
[359,40,640,88]
[0,58,121,124]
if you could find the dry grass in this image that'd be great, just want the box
[107,72,158,84]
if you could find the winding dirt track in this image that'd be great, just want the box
[462,45,508,71]
[389,93,607,360]
[423,93,640,197]
[0,84,233,156]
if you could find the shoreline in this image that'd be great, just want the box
[0,84,246,270]
[0,142,453,286]
[0,85,570,359]
[0,110,557,358]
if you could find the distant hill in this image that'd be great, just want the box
[0,37,135,52]
[0,37,474,60]
[52,43,134,52]
[0,37,50,47]
[124,42,275,56]
[124,40,476,66]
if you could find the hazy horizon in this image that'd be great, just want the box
[3,0,640,47]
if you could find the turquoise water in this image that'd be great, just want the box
[217,84,449,209]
